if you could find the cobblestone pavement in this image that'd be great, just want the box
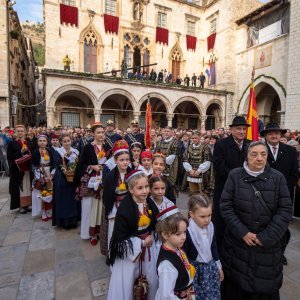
[0,177,299,300]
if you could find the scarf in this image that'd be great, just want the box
[243,161,265,177]
[188,219,214,263]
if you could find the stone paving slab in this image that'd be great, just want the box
[0,244,28,275]
[17,271,54,300]
[55,271,92,300]
[22,249,55,276]
[3,230,31,246]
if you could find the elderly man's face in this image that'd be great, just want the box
[164,128,172,139]
[265,131,281,145]
[231,126,247,142]
[247,145,268,171]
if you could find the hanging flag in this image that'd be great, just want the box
[145,100,152,149]
[246,81,259,141]
[205,68,210,84]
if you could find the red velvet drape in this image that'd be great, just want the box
[207,32,216,51]
[60,4,78,27]
[104,14,119,34]
[186,35,197,51]
[156,27,169,45]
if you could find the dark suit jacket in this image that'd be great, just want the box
[266,142,299,197]
[212,134,251,247]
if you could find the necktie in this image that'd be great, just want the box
[272,146,277,157]
[237,142,242,150]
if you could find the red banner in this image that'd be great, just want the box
[60,4,78,27]
[207,32,216,51]
[104,14,119,34]
[246,83,259,141]
[156,27,169,45]
[186,35,197,51]
[144,101,152,149]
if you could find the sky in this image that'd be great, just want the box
[13,0,270,23]
[14,0,43,23]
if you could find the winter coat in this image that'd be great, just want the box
[220,166,292,294]
[212,134,251,248]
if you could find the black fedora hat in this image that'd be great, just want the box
[229,116,251,127]
[260,122,287,136]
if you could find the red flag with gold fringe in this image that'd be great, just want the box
[145,100,152,149]
[246,81,259,141]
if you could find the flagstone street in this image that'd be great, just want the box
[0,177,299,300]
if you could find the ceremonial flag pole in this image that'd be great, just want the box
[246,67,259,141]
[145,95,152,149]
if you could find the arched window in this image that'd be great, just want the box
[105,0,117,16]
[143,49,150,73]
[84,29,98,73]
[124,45,131,67]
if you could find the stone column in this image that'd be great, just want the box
[133,111,141,122]
[225,93,234,128]
[201,115,207,130]
[167,114,174,127]
[94,109,102,123]
[46,107,55,127]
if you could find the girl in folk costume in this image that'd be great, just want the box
[7,125,32,213]
[183,195,223,300]
[140,150,153,176]
[52,134,79,229]
[102,140,131,256]
[155,207,196,299]
[108,170,159,300]
[149,176,174,212]
[75,123,107,246]
[130,141,143,170]
[151,153,177,203]
[31,135,55,221]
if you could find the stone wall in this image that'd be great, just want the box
[285,0,300,130]
[0,0,10,128]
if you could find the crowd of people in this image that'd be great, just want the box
[1,117,300,300]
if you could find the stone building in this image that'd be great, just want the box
[43,0,299,130]
[0,0,38,128]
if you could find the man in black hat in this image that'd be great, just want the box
[125,120,145,149]
[212,116,251,252]
[261,122,298,265]
[104,120,122,157]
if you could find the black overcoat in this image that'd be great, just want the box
[212,134,251,249]
[7,139,31,210]
[220,166,292,294]
[266,142,299,197]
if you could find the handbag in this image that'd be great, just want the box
[133,258,148,300]
[79,174,93,197]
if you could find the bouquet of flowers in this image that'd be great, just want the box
[38,189,53,203]
[61,158,78,183]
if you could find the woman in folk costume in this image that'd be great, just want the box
[7,125,32,214]
[130,141,143,170]
[101,140,131,256]
[75,123,107,246]
[108,170,159,300]
[52,134,79,229]
[31,135,55,221]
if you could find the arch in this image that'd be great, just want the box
[205,101,223,130]
[204,99,224,117]
[98,88,137,111]
[169,40,184,81]
[137,92,172,114]
[237,76,285,115]
[172,96,205,116]
[48,84,98,109]
[238,80,284,125]
[168,40,183,61]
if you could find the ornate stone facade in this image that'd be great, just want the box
[43,0,299,129]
